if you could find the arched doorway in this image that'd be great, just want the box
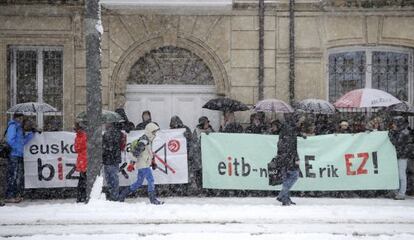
[125,46,220,130]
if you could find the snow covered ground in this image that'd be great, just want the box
[1,196,414,240]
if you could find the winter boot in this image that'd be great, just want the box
[288,197,296,205]
[149,191,164,205]
[119,187,131,202]
[394,194,405,200]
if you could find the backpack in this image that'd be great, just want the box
[130,135,150,158]
[267,156,284,186]
[0,128,11,159]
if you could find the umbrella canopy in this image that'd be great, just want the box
[334,88,401,108]
[387,101,414,115]
[76,110,123,124]
[7,102,58,114]
[202,97,249,112]
[253,99,294,113]
[296,99,336,114]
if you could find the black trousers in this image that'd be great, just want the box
[77,172,87,202]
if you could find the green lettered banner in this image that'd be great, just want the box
[201,131,399,191]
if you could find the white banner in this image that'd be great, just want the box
[24,129,188,188]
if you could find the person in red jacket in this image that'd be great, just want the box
[74,121,87,203]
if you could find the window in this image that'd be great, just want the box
[8,46,63,131]
[328,47,412,103]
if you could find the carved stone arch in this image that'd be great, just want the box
[111,36,229,107]
[127,46,215,85]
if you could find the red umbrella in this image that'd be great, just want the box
[334,88,401,108]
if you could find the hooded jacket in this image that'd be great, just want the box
[115,108,135,133]
[6,119,34,158]
[132,122,160,169]
[170,116,192,153]
[75,129,87,172]
[389,117,411,159]
[102,124,123,165]
[275,114,303,171]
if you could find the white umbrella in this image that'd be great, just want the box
[334,88,401,108]
[296,99,336,114]
[7,102,58,113]
[253,99,294,113]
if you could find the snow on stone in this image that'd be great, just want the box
[101,0,232,7]
[95,19,103,35]
[88,175,106,202]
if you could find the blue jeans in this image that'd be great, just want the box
[104,164,120,201]
[6,156,24,199]
[130,167,155,193]
[277,169,299,203]
[397,159,408,197]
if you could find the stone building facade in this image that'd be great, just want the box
[1,0,414,131]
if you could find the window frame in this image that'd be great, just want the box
[9,45,64,129]
[326,46,414,104]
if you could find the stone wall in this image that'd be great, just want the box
[0,5,83,132]
[103,12,231,108]
[1,2,414,131]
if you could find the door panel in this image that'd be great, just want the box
[172,95,198,129]
[145,96,171,129]
[125,85,219,131]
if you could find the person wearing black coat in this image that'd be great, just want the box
[102,122,123,201]
[389,116,412,200]
[115,108,135,133]
[135,111,156,131]
[275,112,305,206]
[190,116,214,195]
[168,116,193,196]
[245,113,267,134]
[219,111,243,133]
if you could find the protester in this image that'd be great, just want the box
[275,112,305,206]
[366,116,382,131]
[337,120,351,134]
[169,116,192,196]
[267,119,281,135]
[245,113,267,134]
[220,111,243,133]
[135,110,154,130]
[115,108,135,133]
[351,116,366,133]
[388,116,411,200]
[102,122,123,201]
[0,156,6,206]
[302,120,316,137]
[408,128,414,196]
[5,114,34,203]
[119,122,163,204]
[74,121,87,203]
[190,116,214,195]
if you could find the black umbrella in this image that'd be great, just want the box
[76,110,123,124]
[388,101,414,115]
[202,97,249,112]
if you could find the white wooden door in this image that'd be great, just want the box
[125,85,220,131]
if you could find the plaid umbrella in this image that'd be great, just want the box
[296,99,336,114]
[202,97,249,112]
[7,102,58,113]
[253,99,294,113]
[76,110,123,124]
